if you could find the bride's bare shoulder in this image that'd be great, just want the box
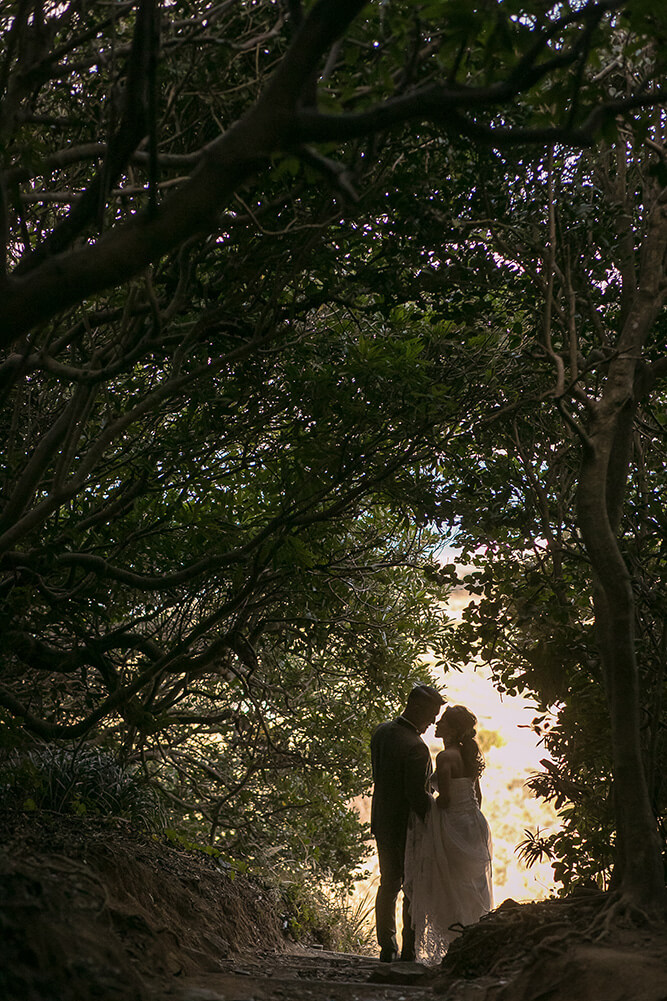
[437,747,465,778]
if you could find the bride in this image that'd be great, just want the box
[404,704,493,962]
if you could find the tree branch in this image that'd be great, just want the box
[15,0,161,273]
[0,0,663,350]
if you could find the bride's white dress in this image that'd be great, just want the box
[404,777,493,962]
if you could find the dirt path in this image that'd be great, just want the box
[169,934,667,1001]
[3,814,666,1001]
[170,950,441,1001]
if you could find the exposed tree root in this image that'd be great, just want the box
[587,890,665,941]
[442,895,604,979]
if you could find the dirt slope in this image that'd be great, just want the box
[1,812,665,1001]
[1,811,285,1001]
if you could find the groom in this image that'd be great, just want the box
[370,683,444,963]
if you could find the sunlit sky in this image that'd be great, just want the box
[424,656,560,903]
[356,582,561,917]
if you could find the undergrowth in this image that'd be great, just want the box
[0,746,166,829]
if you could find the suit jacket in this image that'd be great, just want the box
[370,717,433,847]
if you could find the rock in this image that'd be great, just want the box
[176,991,227,1001]
[497,943,667,1001]
[368,961,432,985]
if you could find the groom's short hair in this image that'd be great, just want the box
[407,683,444,708]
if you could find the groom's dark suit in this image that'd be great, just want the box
[371,716,433,962]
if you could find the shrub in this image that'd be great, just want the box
[0,746,165,829]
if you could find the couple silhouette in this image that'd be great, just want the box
[370,685,493,964]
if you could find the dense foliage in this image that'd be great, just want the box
[429,128,667,893]
[1,0,666,904]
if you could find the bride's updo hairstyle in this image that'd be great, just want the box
[444,705,485,778]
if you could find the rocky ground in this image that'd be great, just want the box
[1,812,666,1001]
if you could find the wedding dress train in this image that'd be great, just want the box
[404,777,493,963]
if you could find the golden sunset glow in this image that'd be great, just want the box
[425,662,560,903]
[425,573,561,902]
[358,671,559,917]
[356,583,562,943]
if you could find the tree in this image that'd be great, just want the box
[1,0,663,338]
[427,107,667,911]
[2,0,666,893]
[0,280,468,874]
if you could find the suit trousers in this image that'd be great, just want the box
[374,836,416,960]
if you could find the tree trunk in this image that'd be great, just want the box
[577,398,666,912]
